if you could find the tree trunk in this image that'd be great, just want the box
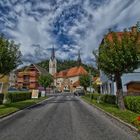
[115,74,125,110]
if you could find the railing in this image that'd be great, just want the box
[18,72,29,77]
[29,71,38,77]
[29,84,36,89]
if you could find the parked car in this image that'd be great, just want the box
[8,87,18,92]
[74,88,85,96]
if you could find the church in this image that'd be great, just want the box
[49,48,88,92]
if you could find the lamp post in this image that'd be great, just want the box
[89,70,92,102]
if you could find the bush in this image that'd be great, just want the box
[85,94,91,99]
[91,93,100,100]
[0,94,4,104]
[100,94,116,104]
[7,92,32,103]
[124,96,140,113]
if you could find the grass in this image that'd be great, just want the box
[82,96,140,130]
[0,97,48,117]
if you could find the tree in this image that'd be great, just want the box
[0,35,22,78]
[92,50,99,70]
[79,75,90,91]
[38,74,53,89]
[98,27,140,110]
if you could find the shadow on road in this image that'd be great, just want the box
[26,98,79,110]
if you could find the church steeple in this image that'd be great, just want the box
[49,46,57,75]
[77,50,81,66]
[51,46,55,60]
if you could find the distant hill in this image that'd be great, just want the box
[37,59,99,76]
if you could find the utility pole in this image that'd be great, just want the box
[89,70,92,102]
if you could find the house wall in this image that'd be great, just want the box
[17,67,40,90]
[0,75,9,94]
[55,76,80,92]
[9,71,16,87]
[100,68,140,95]
[122,69,140,92]
[126,83,140,93]
[69,76,79,84]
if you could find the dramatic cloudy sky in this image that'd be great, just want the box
[0,0,140,65]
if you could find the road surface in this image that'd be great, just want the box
[0,94,138,140]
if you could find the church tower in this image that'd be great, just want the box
[77,50,82,66]
[49,46,57,75]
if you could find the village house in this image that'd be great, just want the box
[100,26,140,95]
[16,64,48,90]
[54,66,88,92]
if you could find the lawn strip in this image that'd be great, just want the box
[0,97,48,117]
[82,96,140,130]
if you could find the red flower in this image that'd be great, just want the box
[137,116,140,121]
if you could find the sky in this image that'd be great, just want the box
[0,0,140,65]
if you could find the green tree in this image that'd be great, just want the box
[0,35,22,77]
[79,75,90,91]
[98,28,140,110]
[38,74,53,89]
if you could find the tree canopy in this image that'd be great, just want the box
[0,35,22,77]
[79,75,90,91]
[98,27,140,110]
[99,30,140,79]
[38,74,53,88]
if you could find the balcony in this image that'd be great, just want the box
[29,71,38,77]
[29,77,38,82]
[17,78,24,83]
[18,72,29,77]
[29,84,37,89]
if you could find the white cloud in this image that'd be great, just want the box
[0,0,140,65]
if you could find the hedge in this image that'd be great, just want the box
[91,93,100,100]
[85,93,116,104]
[7,92,32,103]
[100,94,116,104]
[0,94,4,104]
[124,96,140,113]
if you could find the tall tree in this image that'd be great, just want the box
[98,27,140,110]
[0,35,22,78]
[38,74,53,89]
[79,75,90,91]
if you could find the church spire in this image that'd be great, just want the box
[51,46,55,60]
[77,50,81,66]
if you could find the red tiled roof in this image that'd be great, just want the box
[105,26,137,42]
[106,32,124,41]
[54,66,88,78]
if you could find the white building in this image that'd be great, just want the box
[49,47,57,75]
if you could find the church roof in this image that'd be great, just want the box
[54,66,88,78]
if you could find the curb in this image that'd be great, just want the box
[82,97,140,134]
[0,97,54,120]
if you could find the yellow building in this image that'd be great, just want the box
[0,75,9,94]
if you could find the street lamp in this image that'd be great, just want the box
[89,70,92,102]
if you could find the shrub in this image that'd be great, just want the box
[124,96,140,113]
[0,94,4,104]
[7,92,32,103]
[91,93,100,100]
[100,94,116,104]
[85,94,91,99]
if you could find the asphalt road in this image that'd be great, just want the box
[0,94,138,140]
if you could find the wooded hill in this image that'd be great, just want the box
[37,60,99,76]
